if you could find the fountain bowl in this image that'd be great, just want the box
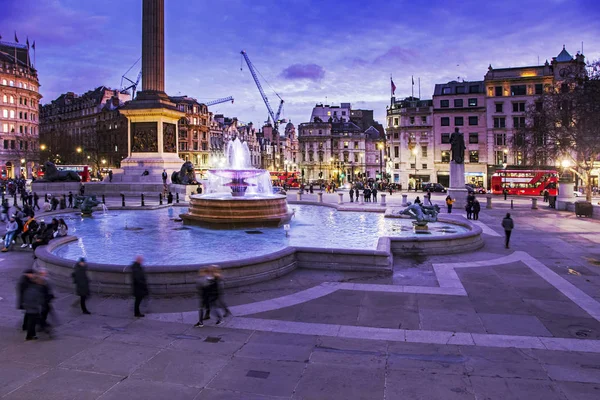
[181,193,293,229]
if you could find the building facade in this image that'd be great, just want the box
[39,87,131,172]
[432,81,487,187]
[385,97,434,189]
[483,46,586,184]
[300,103,384,185]
[0,41,42,179]
[169,96,211,176]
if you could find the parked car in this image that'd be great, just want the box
[465,184,486,194]
[422,183,447,193]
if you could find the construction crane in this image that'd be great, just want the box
[205,96,234,106]
[240,50,285,130]
[120,57,142,98]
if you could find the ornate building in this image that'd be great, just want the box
[432,81,487,187]
[169,96,210,176]
[0,41,42,179]
[39,87,130,172]
[299,103,384,185]
[386,97,434,189]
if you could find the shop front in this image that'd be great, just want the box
[465,172,485,188]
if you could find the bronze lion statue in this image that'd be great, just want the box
[40,161,81,182]
[171,161,197,185]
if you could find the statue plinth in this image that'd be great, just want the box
[448,161,468,209]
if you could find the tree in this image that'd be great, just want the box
[514,60,600,201]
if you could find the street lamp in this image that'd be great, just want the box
[378,142,384,182]
[412,147,418,190]
[40,144,46,151]
[502,162,508,193]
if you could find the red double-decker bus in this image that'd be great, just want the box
[491,169,558,196]
[270,171,300,187]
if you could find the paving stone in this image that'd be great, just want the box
[55,315,135,340]
[385,370,474,399]
[195,388,289,400]
[248,330,318,346]
[59,341,161,376]
[169,327,253,356]
[460,346,549,380]
[2,368,121,400]
[387,341,467,375]
[0,362,49,397]
[524,298,593,319]
[207,357,305,398]
[536,316,600,339]
[545,364,600,383]
[105,318,191,348]
[419,308,486,333]
[235,342,314,362]
[469,376,564,400]
[310,340,387,368]
[0,335,97,366]
[555,381,600,400]
[478,313,553,336]
[293,363,384,400]
[131,349,229,388]
[99,378,200,400]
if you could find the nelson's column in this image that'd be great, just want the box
[114,0,185,183]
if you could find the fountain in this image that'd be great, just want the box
[181,137,293,228]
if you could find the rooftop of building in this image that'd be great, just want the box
[389,97,433,108]
[0,41,34,70]
[433,80,484,96]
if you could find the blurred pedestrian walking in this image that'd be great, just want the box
[502,213,514,249]
[72,258,91,314]
[131,255,149,317]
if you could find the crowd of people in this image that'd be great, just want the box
[15,256,232,340]
[2,202,68,252]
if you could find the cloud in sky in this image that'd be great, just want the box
[0,0,598,127]
[280,64,325,81]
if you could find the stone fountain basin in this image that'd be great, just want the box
[208,169,265,179]
[33,205,483,296]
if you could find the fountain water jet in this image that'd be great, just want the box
[181,137,293,228]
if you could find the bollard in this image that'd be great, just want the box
[14,195,17,206]
[359,193,365,205]
[296,192,302,201]
[317,192,323,203]
[380,193,387,206]
[401,194,408,206]
[159,193,163,205]
[102,194,106,204]
[531,197,538,210]
[176,193,180,203]
[486,196,492,209]
[121,194,125,207]
[141,193,145,207]
[511,199,514,209]
[338,192,344,204]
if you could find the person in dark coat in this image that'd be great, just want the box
[472,200,481,220]
[465,202,473,220]
[502,213,514,249]
[37,269,55,335]
[414,196,422,205]
[130,255,149,317]
[349,188,354,202]
[33,192,40,210]
[17,268,35,331]
[68,192,74,208]
[194,268,211,328]
[372,187,378,203]
[22,274,44,340]
[72,258,91,314]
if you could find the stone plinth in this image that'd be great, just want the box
[32,181,82,196]
[449,161,467,208]
[556,181,575,211]
[380,193,387,206]
[401,194,408,206]
[447,188,469,209]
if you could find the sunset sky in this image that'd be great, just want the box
[1,0,599,127]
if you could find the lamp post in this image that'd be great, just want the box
[378,142,384,182]
[412,147,418,190]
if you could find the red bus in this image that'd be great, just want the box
[491,169,558,196]
[270,171,300,188]
[38,165,91,182]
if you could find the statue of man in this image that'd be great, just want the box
[449,128,465,164]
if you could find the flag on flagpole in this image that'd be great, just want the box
[14,32,19,43]
[0,34,3,40]
[412,76,414,85]
[391,78,397,95]
[26,37,30,48]
[32,41,36,50]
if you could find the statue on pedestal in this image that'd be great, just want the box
[75,195,101,216]
[450,128,465,164]
[398,203,440,223]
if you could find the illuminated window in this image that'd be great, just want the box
[469,151,479,163]
[468,98,477,107]
[441,151,450,163]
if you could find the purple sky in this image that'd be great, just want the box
[1,0,598,127]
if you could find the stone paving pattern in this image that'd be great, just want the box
[0,191,599,399]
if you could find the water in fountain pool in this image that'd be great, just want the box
[51,205,468,265]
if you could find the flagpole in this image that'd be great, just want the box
[418,78,421,99]
[411,75,414,98]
